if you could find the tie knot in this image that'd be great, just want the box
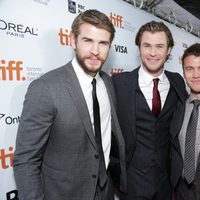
[192,99,200,107]
[92,78,97,85]
[92,78,96,87]
[153,78,159,87]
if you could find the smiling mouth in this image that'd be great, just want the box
[192,80,200,83]
[148,58,159,61]
[148,59,160,65]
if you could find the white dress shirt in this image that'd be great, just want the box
[72,58,111,168]
[138,66,170,110]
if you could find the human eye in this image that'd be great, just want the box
[82,38,92,43]
[157,44,165,49]
[99,41,110,46]
[143,43,150,48]
[184,66,193,72]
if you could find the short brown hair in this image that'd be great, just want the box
[182,43,200,65]
[135,20,174,48]
[71,9,115,43]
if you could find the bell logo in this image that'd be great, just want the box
[109,12,124,29]
[0,147,13,170]
[58,28,72,46]
[0,58,26,81]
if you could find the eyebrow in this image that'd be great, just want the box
[142,42,166,46]
[81,37,110,45]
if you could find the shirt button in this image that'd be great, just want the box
[92,174,97,178]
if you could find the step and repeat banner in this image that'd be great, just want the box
[1,0,200,199]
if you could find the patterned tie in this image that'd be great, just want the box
[184,99,200,184]
[152,78,161,117]
[92,78,107,188]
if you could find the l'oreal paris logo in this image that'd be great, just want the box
[0,19,38,36]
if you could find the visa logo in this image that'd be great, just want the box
[114,45,128,53]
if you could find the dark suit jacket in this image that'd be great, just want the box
[171,96,200,200]
[170,95,187,187]
[112,67,187,184]
[13,62,126,200]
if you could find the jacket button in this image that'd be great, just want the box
[152,159,157,167]
[94,154,99,159]
[92,174,97,178]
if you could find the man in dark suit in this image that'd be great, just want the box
[172,43,200,200]
[13,9,126,200]
[113,21,187,200]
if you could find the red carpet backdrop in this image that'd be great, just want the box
[0,0,200,199]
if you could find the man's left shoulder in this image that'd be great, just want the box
[165,70,182,77]
[99,71,112,82]
[165,70,184,83]
[100,70,110,77]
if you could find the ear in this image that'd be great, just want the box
[167,47,172,55]
[71,33,76,50]
[183,67,186,79]
[137,46,141,55]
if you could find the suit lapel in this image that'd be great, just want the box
[101,73,117,143]
[126,69,138,134]
[165,71,186,102]
[165,71,186,138]
[64,63,98,151]
[100,71,119,139]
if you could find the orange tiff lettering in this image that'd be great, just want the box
[58,28,72,46]
[0,59,26,81]
[0,147,14,169]
[109,12,124,29]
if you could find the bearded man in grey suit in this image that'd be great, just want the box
[13,9,126,200]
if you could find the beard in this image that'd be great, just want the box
[75,49,105,76]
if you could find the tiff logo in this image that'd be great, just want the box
[0,58,26,81]
[0,147,13,169]
[109,12,124,29]
[58,28,72,46]
[110,67,124,76]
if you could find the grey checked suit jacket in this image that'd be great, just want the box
[13,62,126,200]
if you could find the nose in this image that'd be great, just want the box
[149,47,157,56]
[90,43,100,56]
[193,68,200,78]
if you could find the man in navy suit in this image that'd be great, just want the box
[113,21,187,200]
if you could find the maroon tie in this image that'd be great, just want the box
[152,78,161,117]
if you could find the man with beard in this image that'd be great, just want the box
[113,21,187,200]
[13,9,126,200]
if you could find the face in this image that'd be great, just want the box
[71,23,111,77]
[139,31,171,77]
[183,55,200,99]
